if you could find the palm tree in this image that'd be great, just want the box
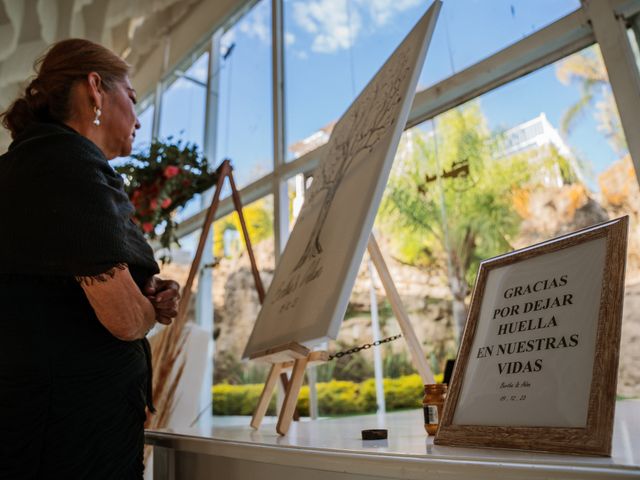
[382,103,534,341]
[556,46,627,156]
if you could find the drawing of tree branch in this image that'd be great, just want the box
[293,53,412,272]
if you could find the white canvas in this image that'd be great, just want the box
[243,1,441,359]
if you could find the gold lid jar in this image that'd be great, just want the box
[422,383,447,435]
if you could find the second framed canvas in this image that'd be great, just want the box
[435,217,628,456]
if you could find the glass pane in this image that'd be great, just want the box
[419,0,580,87]
[134,100,155,151]
[377,44,637,398]
[111,98,155,169]
[159,51,209,146]
[288,173,306,230]
[216,0,273,190]
[161,228,202,268]
[284,0,580,162]
[159,51,210,222]
[211,195,275,386]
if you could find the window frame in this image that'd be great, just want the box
[134,0,640,421]
[156,0,640,249]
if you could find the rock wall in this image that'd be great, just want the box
[160,158,640,395]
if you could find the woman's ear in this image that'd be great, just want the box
[86,72,104,110]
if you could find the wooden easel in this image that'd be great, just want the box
[249,343,329,435]
[250,233,434,436]
[165,159,264,334]
[151,159,265,424]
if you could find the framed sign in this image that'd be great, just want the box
[435,217,628,456]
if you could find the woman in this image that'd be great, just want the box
[0,39,180,478]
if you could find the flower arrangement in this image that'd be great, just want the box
[116,138,219,261]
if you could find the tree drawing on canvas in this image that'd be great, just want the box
[243,2,440,359]
[293,55,410,272]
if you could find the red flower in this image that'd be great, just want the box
[150,199,158,210]
[142,222,154,233]
[164,165,180,178]
[161,198,172,209]
[149,182,161,195]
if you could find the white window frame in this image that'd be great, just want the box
[139,0,640,420]
[162,0,640,245]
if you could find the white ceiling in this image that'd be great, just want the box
[0,0,216,147]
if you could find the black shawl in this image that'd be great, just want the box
[0,122,163,477]
[0,121,159,279]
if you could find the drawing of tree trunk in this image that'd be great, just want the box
[294,145,347,270]
[293,68,409,272]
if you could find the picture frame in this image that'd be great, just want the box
[435,216,628,456]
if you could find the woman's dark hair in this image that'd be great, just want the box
[1,38,129,139]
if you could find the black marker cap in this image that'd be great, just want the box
[361,429,388,440]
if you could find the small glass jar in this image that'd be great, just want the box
[423,383,447,435]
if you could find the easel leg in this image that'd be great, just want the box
[279,373,300,421]
[251,363,283,430]
[175,161,231,330]
[227,166,297,417]
[276,357,308,436]
[151,161,231,417]
[368,234,435,385]
[228,169,266,304]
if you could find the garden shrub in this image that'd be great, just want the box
[212,373,444,416]
[212,383,276,415]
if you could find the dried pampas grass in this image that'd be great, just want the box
[143,291,192,463]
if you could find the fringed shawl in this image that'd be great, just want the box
[0,121,160,418]
[0,121,159,279]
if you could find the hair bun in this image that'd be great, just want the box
[1,77,51,137]
[1,97,36,139]
[26,77,43,96]
[25,77,49,110]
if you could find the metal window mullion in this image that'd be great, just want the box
[196,34,222,333]
[409,7,595,129]
[192,32,222,428]
[272,0,289,260]
[271,0,289,414]
[151,37,172,140]
[151,82,163,141]
[583,0,640,186]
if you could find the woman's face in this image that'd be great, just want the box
[101,76,140,159]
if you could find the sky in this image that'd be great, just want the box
[142,0,622,207]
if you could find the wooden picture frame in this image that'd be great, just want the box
[435,216,628,456]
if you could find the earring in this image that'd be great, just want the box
[93,106,101,126]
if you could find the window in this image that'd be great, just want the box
[111,97,155,169]
[159,50,210,222]
[418,0,580,87]
[159,51,209,146]
[284,0,580,162]
[133,97,155,152]
[216,0,274,190]
[211,195,275,384]
[140,0,640,410]
[378,45,636,396]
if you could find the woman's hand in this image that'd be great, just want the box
[143,277,181,325]
[77,264,157,341]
